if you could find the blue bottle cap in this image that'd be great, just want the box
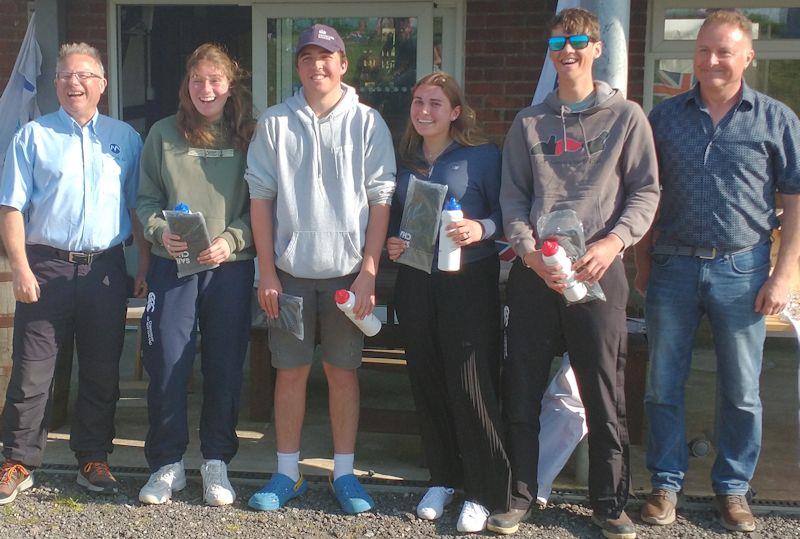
[174,202,190,213]
[445,196,461,211]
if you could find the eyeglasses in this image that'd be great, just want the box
[548,34,593,52]
[56,71,102,82]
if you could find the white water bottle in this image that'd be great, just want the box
[541,239,587,303]
[334,289,382,337]
[438,197,463,272]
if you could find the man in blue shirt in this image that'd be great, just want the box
[0,42,147,504]
[635,10,800,533]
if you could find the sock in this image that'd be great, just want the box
[333,453,354,480]
[277,451,300,482]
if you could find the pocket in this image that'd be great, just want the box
[730,245,770,275]
[650,253,672,267]
[276,230,363,278]
[535,194,605,240]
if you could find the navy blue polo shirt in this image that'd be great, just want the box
[649,82,800,252]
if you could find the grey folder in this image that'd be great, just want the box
[163,210,219,278]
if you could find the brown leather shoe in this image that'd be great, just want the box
[77,461,120,494]
[714,494,756,532]
[0,460,33,505]
[640,488,677,525]
[591,510,637,539]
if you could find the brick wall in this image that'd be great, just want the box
[0,0,111,111]
[67,0,109,111]
[0,0,649,125]
[465,0,649,144]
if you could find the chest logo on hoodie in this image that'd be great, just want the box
[530,131,609,157]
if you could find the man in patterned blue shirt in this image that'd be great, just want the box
[635,10,800,533]
[0,43,148,504]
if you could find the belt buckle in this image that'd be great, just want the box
[68,251,92,264]
[697,247,716,260]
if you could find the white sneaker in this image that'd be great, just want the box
[457,500,490,533]
[416,486,455,520]
[200,459,235,506]
[139,461,186,505]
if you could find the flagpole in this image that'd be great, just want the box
[584,0,630,95]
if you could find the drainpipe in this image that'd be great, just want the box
[584,0,630,96]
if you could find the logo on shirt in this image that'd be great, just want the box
[110,143,121,154]
[146,292,156,313]
[530,131,609,157]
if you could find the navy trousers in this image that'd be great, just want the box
[2,244,127,467]
[141,255,254,471]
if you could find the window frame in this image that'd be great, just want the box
[644,0,800,111]
[107,0,465,120]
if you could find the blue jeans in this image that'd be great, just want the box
[644,243,769,495]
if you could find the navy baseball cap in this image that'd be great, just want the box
[295,24,346,56]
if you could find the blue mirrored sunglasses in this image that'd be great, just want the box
[548,34,592,52]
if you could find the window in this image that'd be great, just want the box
[109,0,465,142]
[645,1,800,113]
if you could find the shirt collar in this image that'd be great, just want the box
[57,107,100,133]
[686,81,754,112]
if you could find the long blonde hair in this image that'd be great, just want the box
[176,43,254,152]
[397,72,485,172]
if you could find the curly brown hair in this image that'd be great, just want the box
[176,43,255,152]
[547,8,601,42]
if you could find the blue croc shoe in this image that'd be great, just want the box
[248,473,307,511]
[330,474,374,514]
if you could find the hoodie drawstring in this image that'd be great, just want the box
[577,114,589,157]
[560,106,591,158]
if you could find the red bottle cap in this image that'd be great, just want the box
[541,239,559,257]
[334,289,350,304]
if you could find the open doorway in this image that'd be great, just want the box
[118,5,251,135]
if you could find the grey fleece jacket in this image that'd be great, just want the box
[500,81,659,258]
[246,84,396,279]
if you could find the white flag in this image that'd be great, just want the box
[532,0,580,105]
[0,13,41,178]
[533,0,589,504]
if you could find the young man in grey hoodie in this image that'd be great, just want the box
[488,9,659,538]
[245,24,396,514]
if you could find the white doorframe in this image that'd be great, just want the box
[107,0,464,121]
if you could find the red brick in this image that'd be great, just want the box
[468,1,502,15]
[483,121,508,135]
[505,55,540,67]
[465,67,485,81]
[465,41,485,54]
[466,13,487,29]
[476,107,502,122]
[465,81,498,96]
[505,81,537,96]
[485,95,526,109]
[468,54,505,68]
[484,41,522,55]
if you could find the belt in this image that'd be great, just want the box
[651,243,761,259]
[30,244,121,265]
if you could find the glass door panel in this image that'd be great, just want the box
[252,3,435,142]
[265,16,418,139]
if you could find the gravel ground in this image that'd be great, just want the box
[1,471,799,538]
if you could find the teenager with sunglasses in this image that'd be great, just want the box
[488,8,659,538]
